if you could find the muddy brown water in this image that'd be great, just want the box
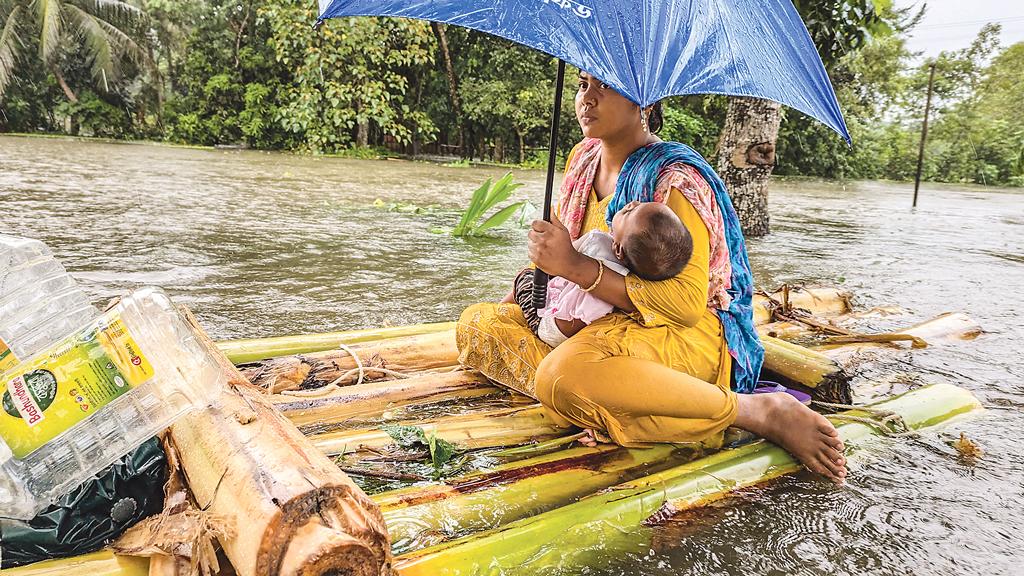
[2,135,1022,574]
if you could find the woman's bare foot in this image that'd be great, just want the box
[734,392,847,483]
[579,428,612,447]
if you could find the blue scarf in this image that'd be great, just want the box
[606,142,764,393]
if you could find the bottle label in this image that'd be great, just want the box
[0,312,154,459]
[0,338,17,374]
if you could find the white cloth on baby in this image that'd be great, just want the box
[536,230,630,348]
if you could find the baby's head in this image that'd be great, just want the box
[610,201,693,281]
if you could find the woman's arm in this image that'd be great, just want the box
[553,247,636,312]
[621,189,710,327]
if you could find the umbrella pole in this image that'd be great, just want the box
[532,59,567,310]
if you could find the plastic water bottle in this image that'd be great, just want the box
[0,287,225,519]
[0,234,97,373]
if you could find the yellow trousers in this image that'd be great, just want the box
[456,302,738,447]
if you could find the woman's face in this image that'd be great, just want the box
[575,72,643,141]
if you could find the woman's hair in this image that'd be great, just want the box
[648,101,664,134]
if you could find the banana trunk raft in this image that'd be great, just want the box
[2,287,984,576]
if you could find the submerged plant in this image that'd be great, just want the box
[451,172,527,237]
[382,423,458,477]
[372,198,438,214]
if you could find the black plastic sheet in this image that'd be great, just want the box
[1,437,166,568]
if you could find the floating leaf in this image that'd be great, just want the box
[426,431,457,470]
[952,432,983,461]
[382,423,426,449]
[381,423,459,477]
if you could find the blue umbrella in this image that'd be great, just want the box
[318,0,850,305]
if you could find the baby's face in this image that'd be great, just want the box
[611,201,671,245]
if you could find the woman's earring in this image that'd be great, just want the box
[640,110,649,133]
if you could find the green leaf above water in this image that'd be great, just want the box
[382,423,459,477]
[382,423,426,449]
[452,172,527,237]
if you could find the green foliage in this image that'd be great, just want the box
[918,29,1024,186]
[451,32,572,163]
[793,0,890,68]
[0,0,147,103]
[776,16,1023,187]
[263,4,435,153]
[382,423,458,476]
[658,101,722,159]
[452,172,527,237]
[2,0,1020,189]
[54,90,131,137]
[162,0,289,148]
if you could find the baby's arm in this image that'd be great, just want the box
[553,317,587,338]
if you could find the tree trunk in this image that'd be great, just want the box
[715,96,782,237]
[430,22,463,154]
[52,66,79,104]
[356,118,369,147]
[518,132,525,164]
[232,0,253,71]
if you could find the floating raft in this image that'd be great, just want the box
[3,287,984,576]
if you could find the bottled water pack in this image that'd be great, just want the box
[0,234,97,372]
[0,236,224,519]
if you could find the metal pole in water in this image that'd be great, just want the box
[913,63,936,208]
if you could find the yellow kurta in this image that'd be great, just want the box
[456,173,737,447]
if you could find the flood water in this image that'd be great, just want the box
[2,135,1022,575]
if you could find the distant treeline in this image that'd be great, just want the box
[0,1,1020,186]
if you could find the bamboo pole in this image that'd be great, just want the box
[760,334,851,403]
[394,384,981,575]
[237,284,847,391]
[302,313,980,458]
[218,322,456,364]
[0,550,149,576]
[169,309,393,576]
[272,370,502,429]
[913,62,937,207]
[374,442,695,554]
[242,331,459,393]
[312,406,564,457]
[355,312,982,555]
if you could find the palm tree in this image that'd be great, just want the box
[0,0,147,104]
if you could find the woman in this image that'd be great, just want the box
[457,71,846,482]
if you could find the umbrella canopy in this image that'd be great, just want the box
[318,0,850,142]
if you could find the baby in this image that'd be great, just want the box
[515,201,693,347]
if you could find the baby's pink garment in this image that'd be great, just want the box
[538,231,630,325]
